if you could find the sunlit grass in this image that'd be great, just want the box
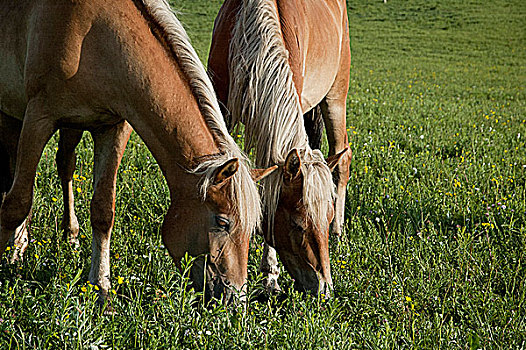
[1,0,525,348]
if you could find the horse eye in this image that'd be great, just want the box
[215,215,230,231]
[290,218,304,232]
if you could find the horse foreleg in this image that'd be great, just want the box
[0,113,30,262]
[303,105,324,150]
[320,97,351,237]
[7,216,31,263]
[56,128,84,247]
[88,121,131,303]
[0,100,56,260]
[259,243,281,293]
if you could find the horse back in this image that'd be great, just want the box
[278,0,349,111]
[209,0,349,113]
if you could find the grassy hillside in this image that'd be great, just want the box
[1,0,525,348]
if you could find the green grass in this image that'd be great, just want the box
[1,0,525,348]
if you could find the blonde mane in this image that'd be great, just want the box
[228,0,335,233]
[139,0,261,234]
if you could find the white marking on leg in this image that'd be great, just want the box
[89,233,111,295]
[259,243,281,293]
[9,218,30,262]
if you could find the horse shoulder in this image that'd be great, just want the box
[25,0,98,97]
[276,0,307,97]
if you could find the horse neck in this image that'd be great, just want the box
[228,0,310,168]
[123,75,219,193]
[105,7,221,193]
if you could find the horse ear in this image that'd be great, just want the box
[283,149,301,182]
[251,165,278,182]
[326,148,350,172]
[214,158,239,184]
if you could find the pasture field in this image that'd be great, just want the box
[1,0,525,348]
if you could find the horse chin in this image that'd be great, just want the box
[189,256,246,306]
[292,269,333,298]
[280,253,333,297]
[294,271,332,298]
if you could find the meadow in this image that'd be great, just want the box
[1,0,525,348]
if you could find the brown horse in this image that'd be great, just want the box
[209,0,351,296]
[0,0,276,302]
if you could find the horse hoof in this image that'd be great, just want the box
[69,237,80,249]
[62,225,80,249]
[8,254,22,264]
[263,278,282,294]
[102,303,116,316]
[8,245,28,264]
[97,294,116,316]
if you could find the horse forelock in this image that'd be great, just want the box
[139,0,261,235]
[263,149,335,236]
[192,153,262,236]
[228,0,335,234]
[300,150,336,233]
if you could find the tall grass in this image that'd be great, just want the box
[1,0,525,348]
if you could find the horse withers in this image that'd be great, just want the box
[209,0,351,296]
[0,0,276,304]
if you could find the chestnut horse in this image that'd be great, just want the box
[0,0,276,302]
[208,0,351,295]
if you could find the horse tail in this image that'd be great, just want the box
[303,105,324,150]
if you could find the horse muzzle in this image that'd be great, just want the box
[292,267,333,298]
[189,256,246,305]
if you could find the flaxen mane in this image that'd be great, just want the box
[228,0,335,233]
[139,0,261,235]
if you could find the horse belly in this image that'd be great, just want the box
[0,59,27,120]
[300,49,341,113]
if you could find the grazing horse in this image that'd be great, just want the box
[208,0,351,295]
[0,0,276,302]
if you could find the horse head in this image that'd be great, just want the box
[162,157,276,303]
[268,148,349,297]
